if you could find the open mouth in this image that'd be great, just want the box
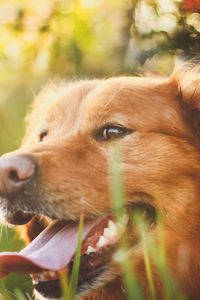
[0,212,128,298]
[0,201,156,299]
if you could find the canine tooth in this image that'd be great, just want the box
[103,227,117,238]
[108,220,118,235]
[97,235,108,248]
[86,246,96,255]
[103,227,111,237]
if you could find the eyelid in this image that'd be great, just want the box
[95,122,126,132]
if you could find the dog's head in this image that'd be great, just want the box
[1,66,200,299]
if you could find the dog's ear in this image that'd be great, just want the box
[171,64,200,139]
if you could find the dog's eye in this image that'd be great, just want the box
[39,130,48,142]
[95,125,132,141]
[103,127,125,140]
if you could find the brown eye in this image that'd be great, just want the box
[95,124,133,141]
[103,127,125,140]
[39,130,48,142]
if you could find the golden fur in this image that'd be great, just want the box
[8,65,200,299]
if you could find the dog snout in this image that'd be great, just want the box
[0,153,36,194]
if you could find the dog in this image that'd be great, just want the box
[1,65,200,300]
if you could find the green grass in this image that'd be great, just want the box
[60,213,84,300]
[0,227,32,300]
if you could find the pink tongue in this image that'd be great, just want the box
[0,219,98,277]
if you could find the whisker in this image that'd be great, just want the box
[26,292,33,300]
[79,196,104,217]
[30,87,37,98]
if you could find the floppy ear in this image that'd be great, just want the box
[171,64,200,140]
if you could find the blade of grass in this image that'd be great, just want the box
[0,289,11,300]
[13,289,26,300]
[142,213,187,300]
[109,147,144,300]
[109,147,125,218]
[135,215,156,300]
[67,213,84,300]
[151,214,177,300]
[60,269,70,299]
[115,243,145,300]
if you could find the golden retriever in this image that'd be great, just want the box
[0,65,200,300]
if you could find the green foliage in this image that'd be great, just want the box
[0,227,32,299]
[131,0,200,72]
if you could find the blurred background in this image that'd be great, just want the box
[0,0,199,298]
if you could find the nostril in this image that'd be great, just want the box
[8,158,35,184]
[9,170,22,183]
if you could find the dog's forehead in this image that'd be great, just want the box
[23,80,102,144]
[76,77,187,135]
[46,80,102,124]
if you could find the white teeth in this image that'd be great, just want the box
[49,271,57,277]
[103,226,117,239]
[86,245,96,255]
[97,235,108,248]
[103,227,113,238]
[96,216,128,249]
[32,270,59,282]
[33,273,46,281]
[108,220,118,236]
[84,214,129,253]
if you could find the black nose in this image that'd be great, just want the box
[0,153,36,194]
